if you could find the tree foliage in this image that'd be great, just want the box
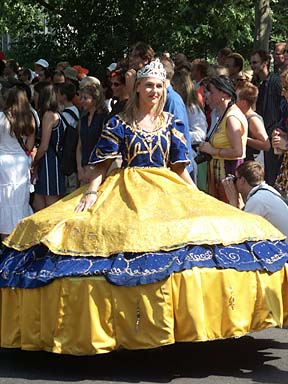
[1,0,288,75]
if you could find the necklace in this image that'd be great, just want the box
[135,116,159,143]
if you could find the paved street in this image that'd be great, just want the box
[0,327,287,384]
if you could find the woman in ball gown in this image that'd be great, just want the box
[0,60,287,355]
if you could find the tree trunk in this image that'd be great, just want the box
[254,0,271,51]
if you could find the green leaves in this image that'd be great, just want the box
[1,0,288,74]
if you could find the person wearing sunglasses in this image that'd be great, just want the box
[222,160,288,240]
[107,65,129,119]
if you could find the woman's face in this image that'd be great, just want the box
[111,76,125,99]
[137,77,164,108]
[206,84,225,109]
[79,91,95,112]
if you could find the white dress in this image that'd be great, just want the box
[0,112,33,235]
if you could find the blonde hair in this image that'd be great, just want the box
[123,78,167,126]
[80,83,107,114]
[172,69,202,110]
[79,76,101,89]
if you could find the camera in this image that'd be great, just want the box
[193,141,212,164]
[226,174,237,183]
[194,152,212,164]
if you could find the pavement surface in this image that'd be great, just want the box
[0,327,287,384]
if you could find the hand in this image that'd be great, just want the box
[199,142,217,156]
[125,69,137,95]
[221,176,240,207]
[272,130,288,150]
[74,192,98,212]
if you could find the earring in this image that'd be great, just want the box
[221,97,225,101]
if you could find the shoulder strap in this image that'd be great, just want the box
[247,113,263,122]
[17,136,28,154]
[63,108,79,122]
[249,186,288,205]
[59,112,70,127]
[208,101,233,141]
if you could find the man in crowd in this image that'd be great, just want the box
[273,42,286,74]
[161,57,194,177]
[222,161,288,240]
[217,47,232,66]
[250,49,282,185]
[225,52,244,84]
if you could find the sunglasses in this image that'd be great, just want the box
[283,49,288,54]
[111,82,121,87]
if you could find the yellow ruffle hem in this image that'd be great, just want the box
[4,167,285,256]
[1,266,288,355]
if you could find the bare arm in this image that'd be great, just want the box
[25,132,35,152]
[170,162,197,188]
[222,177,245,209]
[74,158,114,212]
[247,116,270,151]
[76,122,86,182]
[33,111,59,165]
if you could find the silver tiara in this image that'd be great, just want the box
[137,59,166,81]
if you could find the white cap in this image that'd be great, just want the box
[107,63,117,72]
[34,59,49,68]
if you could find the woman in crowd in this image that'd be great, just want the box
[172,69,207,145]
[0,60,287,355]
[76,82,108,184]
[107,65,129,118]
[171,68,208,188]
[0,87,35,240]
[200,76,248,201]
[237,82,270,162]
[32,84,66,211]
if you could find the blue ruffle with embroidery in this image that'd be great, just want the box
[0,239,287,288]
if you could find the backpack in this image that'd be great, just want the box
[58,108,80,176]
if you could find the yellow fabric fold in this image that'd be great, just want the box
[1,266,288,355]
[4,167,284,256]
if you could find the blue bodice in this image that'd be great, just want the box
[89,112,190,168]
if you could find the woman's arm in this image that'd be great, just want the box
[170,162,197,188]
[200,116,243,158]
[247,116,270,151]
[33,111,59,165]
[74,158,114,212]
[76,125,86,181]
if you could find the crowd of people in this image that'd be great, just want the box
[1,42,288,239]
[0,42,288,355]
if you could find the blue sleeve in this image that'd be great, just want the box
[89,116,124,164]
[169,117,190,165]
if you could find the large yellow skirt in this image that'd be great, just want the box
[1,167,287,355]
[1,267,288,355]
[4,167,284,254]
